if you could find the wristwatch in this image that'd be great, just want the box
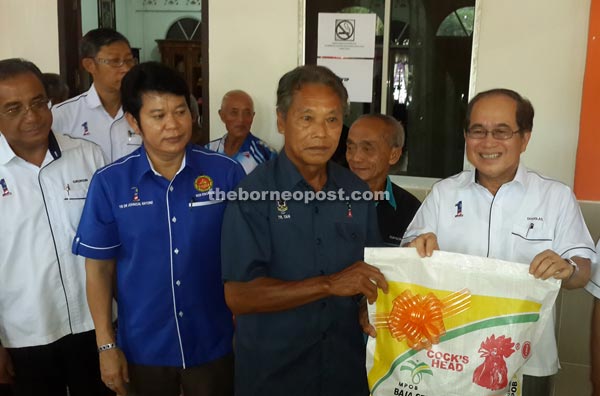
[565,258,579,282]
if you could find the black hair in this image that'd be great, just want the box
[80,28,130,59]
[465,88,534,132]
[0,58,46,94]
[42,73,69,104]
[120,61,190,123]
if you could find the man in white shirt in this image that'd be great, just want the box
[51,28,140,163]
[0,59,107,395]
[403,88,595,395]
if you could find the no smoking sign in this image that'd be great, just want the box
[335,19,355,41]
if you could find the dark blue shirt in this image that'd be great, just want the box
[73,144,245,367]
[221,150,380,396]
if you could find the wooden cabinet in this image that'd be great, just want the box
[156,39,202,98]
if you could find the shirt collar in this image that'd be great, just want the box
[84,84,124,119]
[383,176,397,209]
[84,84,102,109]
[132,144,190,183]
[0,131,60,165]
[467,161,527,190]
[275,149,340,191]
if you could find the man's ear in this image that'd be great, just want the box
[276,111,286,136]
[125,113,142,136]
[82,58,95,75]
[389,146,402,165]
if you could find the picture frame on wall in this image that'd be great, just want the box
[98,0,116,29]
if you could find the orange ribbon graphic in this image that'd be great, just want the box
[374,289,471,350]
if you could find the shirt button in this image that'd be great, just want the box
[178,311,183,317]
[322,332,327,340]
[169,186,174,192]
[176,280,181,286]
[314,207,319,214]
[321,301,327,308]
[172,216,177,223]
[174,248,179,255]
[316,238,322,245]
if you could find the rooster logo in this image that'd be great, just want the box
[472,334,515,391]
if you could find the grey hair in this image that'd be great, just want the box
[354,113,405,148]
[276,65,348,116]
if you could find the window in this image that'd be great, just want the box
[305,0,476,179]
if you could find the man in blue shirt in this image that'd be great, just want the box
[221,65,388,396]
[206,90,277,174]
[73,62,245,396]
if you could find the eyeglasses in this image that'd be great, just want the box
[94,57,138,68]
[0,98,50,120]
[465,126,521,140]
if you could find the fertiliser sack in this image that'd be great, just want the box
[365,248,560,396]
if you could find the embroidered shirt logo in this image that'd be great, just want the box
[131,187,140,202]
[455,200,463,217]
[194,175,213,192]
[82,121,90,136]
[118,187,153,209]
[276,200,291,220]
[1,178,12,196]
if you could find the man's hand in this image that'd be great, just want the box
[358,296,377,337]
[99,348,129,396]
[327,261,388,304]
[408,233,439,257]
[529,249,574,281]
[0,346,14,384]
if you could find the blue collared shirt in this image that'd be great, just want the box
[221,150,380,396]
[73,144,245,367]
[206,132,277,174]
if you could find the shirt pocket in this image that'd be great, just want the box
[334,222,366,264]
[63,185,87,201]
[510,221,553,262]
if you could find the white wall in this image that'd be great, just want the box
[1,0,592,185]
[80,0,201,63]
[208,0,301,148]
[0,0,59,73]
[471,0,591,186]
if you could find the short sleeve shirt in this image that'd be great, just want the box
[585,241,600,297]
[403,164,595,376]
[73,144,245,367]
[0,132,104,348]
[206,132,277,174]
[221,150,380,396]
[51,84,142,163]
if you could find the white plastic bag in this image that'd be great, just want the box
[365,248,560,396]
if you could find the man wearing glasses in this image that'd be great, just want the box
[402,88,595,395]
[52,28,139,163]
[0,59,108,395]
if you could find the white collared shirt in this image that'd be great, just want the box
[403,163,596,376]
[586,241,600,297]
[0,132,105,348]
[51,84,142,163]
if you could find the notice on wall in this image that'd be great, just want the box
[317,13,376,58]
[317,13,376,103]
[317,57,374,103]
